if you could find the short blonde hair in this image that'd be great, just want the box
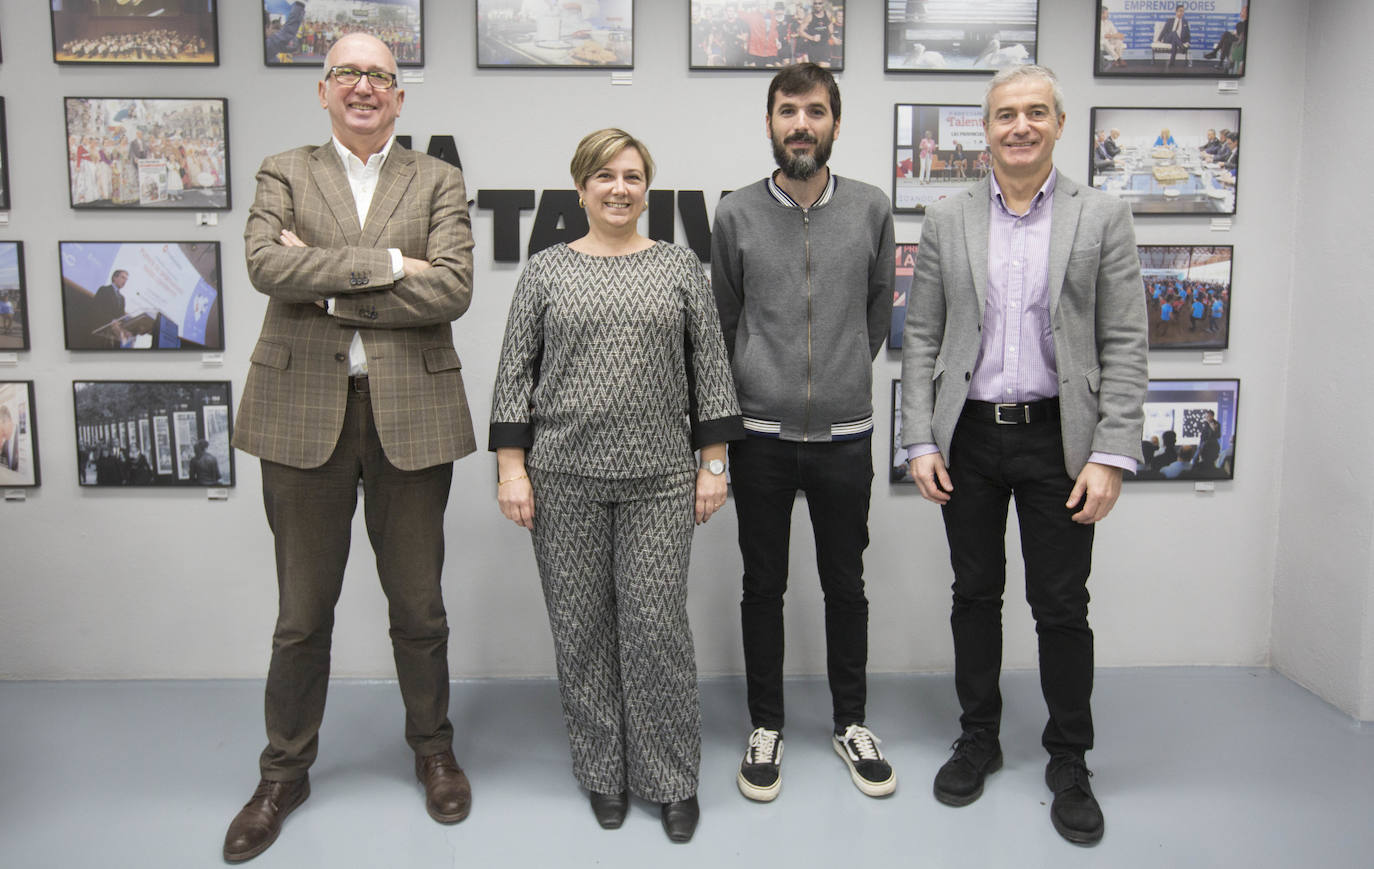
[569,128,656,189]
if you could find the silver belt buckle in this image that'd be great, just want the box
[994,402,1027,424]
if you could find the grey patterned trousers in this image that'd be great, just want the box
[529,467,700,803]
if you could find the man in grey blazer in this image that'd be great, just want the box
[900,65,1146,846]
[224,33,475,863]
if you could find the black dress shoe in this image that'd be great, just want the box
[223,775,310,863]
[933,733,1002,806]
[589,790,628,829]
[660,796,699,843]
[1045,755,1104,845]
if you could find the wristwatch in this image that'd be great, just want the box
[704,459,726,476]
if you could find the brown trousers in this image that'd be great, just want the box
[257,377,454,779]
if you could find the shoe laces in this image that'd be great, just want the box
[840,724,883,761]
[1051,757,1094,792]
[746,727,780,764]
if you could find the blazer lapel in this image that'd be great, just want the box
[1047,175,1083,316]
[961,180,991,319]
[360,146,417,248]
[309,142,362,245]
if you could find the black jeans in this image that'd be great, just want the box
[940,413,1096,758]
[729,434,873,732]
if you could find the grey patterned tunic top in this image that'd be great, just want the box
[489,242,743,478]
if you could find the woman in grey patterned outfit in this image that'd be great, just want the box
[489,129,743,843]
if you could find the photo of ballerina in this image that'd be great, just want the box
[1140,244,1232,351]
[1128,379,1238,482]
[262,0,423,67]
[72,380,234,488]
[885,0,1037,73]
[478,0,632,69]
[50,0,219,66]
[893,103,986,213]
[64,97,230,211]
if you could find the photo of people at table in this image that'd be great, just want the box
[893,103,986,213]
[1140,245,1232,351]
[1128,379,1238,482]
[1089,107,1240,215]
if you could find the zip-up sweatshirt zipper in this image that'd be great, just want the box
[802,208,812,441]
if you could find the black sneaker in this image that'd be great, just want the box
[832,724,896,797]
[1045,755,1104,845]
[933,732,1003,806]
[737,727,782,801]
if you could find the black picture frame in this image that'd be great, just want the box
[64,97,231,212]
[73,380,235,487]
[690,1,845,71]
[889,242,919,350]
[893,103,986,214]
[1140,244,1233,351]
[889,379,914,485]
[1089,106,1241,216]
[477,0,633,69]
[0,97,10,210]
[0,242,29,352]
[1127,378,1239,482]
[50,0,220,66]
[0,381,40,488]
[1095,1,1248,79]
[59,241,224,352]
[262,0,424,67]
[885,0,1038,73]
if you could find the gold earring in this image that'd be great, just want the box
[579,198,585,208]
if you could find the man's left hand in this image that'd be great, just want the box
[1066,461,1124,524]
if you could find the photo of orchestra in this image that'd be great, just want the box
[50,0,218,65]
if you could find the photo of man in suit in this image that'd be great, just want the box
[1158,3,1191,69]
[223,32,476,864]
[900,64,1147,846]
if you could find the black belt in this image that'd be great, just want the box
[961,398,1059,425]
[349,374,369,392]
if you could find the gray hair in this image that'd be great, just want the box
[982,64,1065,124]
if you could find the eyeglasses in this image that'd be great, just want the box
[326,66,398,90]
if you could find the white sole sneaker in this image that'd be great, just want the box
[832,737,897,797]
[737,768,782,802]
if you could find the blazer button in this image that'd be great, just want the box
[335,353,347,362]
[964,372,971,381]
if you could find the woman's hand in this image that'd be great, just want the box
[496,447,534,529]
[694,443,729,525]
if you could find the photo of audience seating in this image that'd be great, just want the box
[1090,107,1241,215]
[1128,379,1239,482]
[263,0,423,67]
[885,0,1037,72]
[894,103,986,213]
[50,0,218,65]
[1140,245,1232,351]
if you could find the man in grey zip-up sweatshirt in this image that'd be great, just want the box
[711,63,896,804]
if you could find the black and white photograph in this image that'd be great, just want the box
[885,0,1037,72]
[889,242,918,350]
[1141,244,1232,351]
[894,103,986,213]
[0,242,29,352]
[477,0,632,68]
[0,381,40,488]
[64,97,230,211]
[1128,378,1238,482]
[0,97,10,211]
[889,379,913,484]
[50,0,219,66]
[1090,107,1240,216]
[1097,0,1247,78]
[59,241,224,351]
[73,380,234,487]
[263,0,424,67]
[690,0,845,70]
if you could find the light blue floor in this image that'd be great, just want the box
[1,669,1370,868]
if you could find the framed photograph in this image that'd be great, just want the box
[263,0,424,67]
[1141,245,1232,351]
[889,242,919,350]
[64,97,230,211]
[1096,1,1247,78]
[0,242,29,352]
[1128,378,1238,482]
[690,1,845,71]
[59,241,224,351]
[0,97,10,210]
[889,379,914,484]
[894,103,986,214]
[0,382,40,488]
[73,380,234,487]
[885,0,1037,72]
[1089,107,1240,216]
[51,0,219,66]
[477,0,633,68]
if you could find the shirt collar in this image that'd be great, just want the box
[332,135,394,176]
[766,169,837,209]
[989,167,1057,218]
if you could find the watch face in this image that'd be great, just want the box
[708,459,726,475]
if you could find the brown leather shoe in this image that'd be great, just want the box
[415,749,471,824]
[222,776,309,863]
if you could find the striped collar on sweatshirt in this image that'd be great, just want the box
[765,170,837,209]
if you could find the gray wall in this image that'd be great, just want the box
[4,1,1361,721]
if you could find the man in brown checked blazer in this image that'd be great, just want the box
[223,33,475,863]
